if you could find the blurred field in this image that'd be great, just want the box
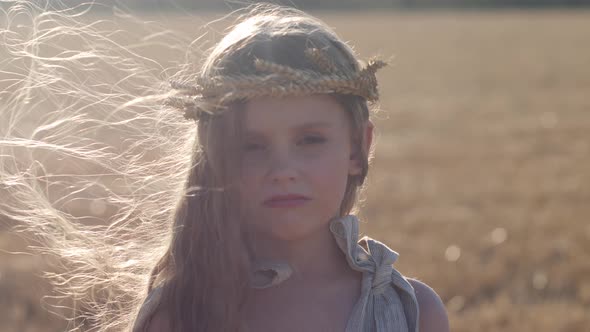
[2,8,590,332]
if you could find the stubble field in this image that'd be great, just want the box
[1,8,590,332]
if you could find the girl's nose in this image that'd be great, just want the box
[268,151,298,184]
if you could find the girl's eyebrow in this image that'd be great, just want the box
[244,121,333,137]
[292,121,333,130]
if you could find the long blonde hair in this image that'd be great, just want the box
[0,2,375,331]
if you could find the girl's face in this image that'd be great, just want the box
[238,94,365,242]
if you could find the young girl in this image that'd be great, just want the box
[0,2,448,332]
[132,5,449,332]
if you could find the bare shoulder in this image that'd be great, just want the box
[145,308,171,332]
[407,278,450,332]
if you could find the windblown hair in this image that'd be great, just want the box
[0,1,378,331]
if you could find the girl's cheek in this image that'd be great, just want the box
[240,153,267,176]
[240,164,263,186]
[243,149,271,165]
[311,157,346,181]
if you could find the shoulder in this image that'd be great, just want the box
[407,278,449,332]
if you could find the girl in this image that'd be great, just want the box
[135,4,449,332]
[0,2,448,332]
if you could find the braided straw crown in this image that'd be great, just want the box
[166,48,387,121]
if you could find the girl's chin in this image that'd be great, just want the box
[250,214,322,242]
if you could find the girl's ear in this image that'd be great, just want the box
[348,120,374,176]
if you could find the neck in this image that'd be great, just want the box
[246,219,354,287]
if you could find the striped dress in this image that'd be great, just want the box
[132,215,420,332]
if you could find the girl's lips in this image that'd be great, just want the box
[263,194,311,208]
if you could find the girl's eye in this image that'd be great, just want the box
[242,142,264,151]
[299,135,326,145]
[242,136,325,152]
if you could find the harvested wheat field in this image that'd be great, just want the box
[1,8,590,332]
